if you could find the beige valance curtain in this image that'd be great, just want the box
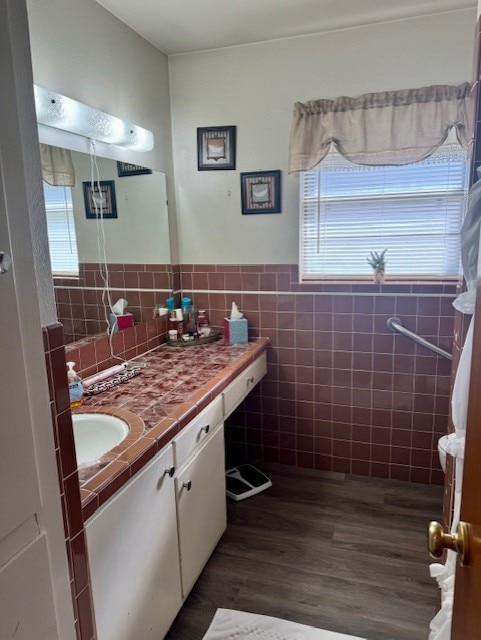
[288,82,472,173]
[40,144,75,186]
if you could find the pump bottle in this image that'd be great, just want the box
[67,362,84,408]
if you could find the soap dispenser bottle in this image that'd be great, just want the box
[67,361,84,408]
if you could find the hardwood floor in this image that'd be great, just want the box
[166,464,443,640]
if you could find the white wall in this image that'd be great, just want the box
[26,0,179,287]
[71,152,170,264]
[169,9,476,264]
[26,0,173,176]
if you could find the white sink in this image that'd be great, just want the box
[72,413,130,466]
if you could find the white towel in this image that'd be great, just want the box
[203,609,366,640]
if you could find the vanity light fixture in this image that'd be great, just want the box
[34,85,154,152]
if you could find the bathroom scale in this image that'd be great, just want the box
[225,464,272,501]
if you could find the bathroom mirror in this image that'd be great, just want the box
[46,148,172,344]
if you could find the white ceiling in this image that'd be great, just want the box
[95,0,476,55]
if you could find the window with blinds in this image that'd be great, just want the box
[43,184,79,276]
[299,143,467,281]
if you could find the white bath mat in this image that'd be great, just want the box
[202,609,367,640]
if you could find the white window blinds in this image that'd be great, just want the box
[44,184,79,276]
[299,143,467,281]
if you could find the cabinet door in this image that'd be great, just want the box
[176,424,227,597]
[86,446,182,640]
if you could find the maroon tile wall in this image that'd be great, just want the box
[43,323,96,640]
[182,264,457,485]
[54,263,177,343]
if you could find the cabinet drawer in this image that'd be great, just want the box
[172,396,223,469]
[223,353,267,419]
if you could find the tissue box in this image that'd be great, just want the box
[109,312,134,333]
[224,317,248,344]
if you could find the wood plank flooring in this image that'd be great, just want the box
[166,464,443,640]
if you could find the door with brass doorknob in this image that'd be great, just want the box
[446,278,481,638]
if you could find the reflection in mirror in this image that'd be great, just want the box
[44,148,173,344]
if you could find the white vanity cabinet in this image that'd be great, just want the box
[84,351,267,639]
[175,423,226,596]
[85,409,227,640]
[85,445,182,640]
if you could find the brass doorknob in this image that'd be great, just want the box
[428,521,470,565]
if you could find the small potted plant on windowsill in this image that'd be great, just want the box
[367,249,387,284]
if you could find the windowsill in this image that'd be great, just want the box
[294,279,459,295]
[53,275,80,284]
[300,278,459,285]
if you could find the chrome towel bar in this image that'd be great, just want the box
[386,317,452,361]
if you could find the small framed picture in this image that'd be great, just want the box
[83,180,118,219]
[240,170,281,215]
[197,126,236,171]
[117,162,152,177]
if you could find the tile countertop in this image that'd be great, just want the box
[76,337,269,520]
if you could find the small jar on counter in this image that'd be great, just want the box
[197,309,211,337]
[198,309,209,327]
